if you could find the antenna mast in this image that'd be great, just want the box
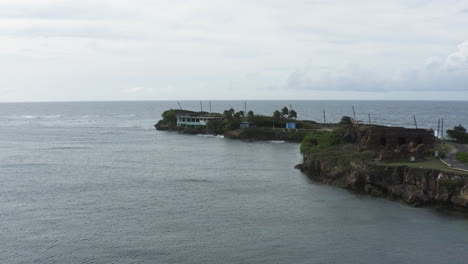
[323,109,326,124]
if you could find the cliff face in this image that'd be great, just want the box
[297,155,468,209]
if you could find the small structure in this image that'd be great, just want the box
[360,126,434,149]
[285,122,297,129]
[358,126,435,161]
[240,122,251,128]
[176,114,222,128]
[353,120,363,126]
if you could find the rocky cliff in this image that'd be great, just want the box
[297,153,468,210]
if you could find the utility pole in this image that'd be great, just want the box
[323,109,326,124]
[437,119,441,139]
[352,106,356,121]
[368,113,371,125]
[413,115,418,129]
[209,100,212,113]
[244,101,247,113]
[441,119,444,139]
[177,101,182,110]
[200,101,203,112]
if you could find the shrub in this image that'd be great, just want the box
[456,152,468,163]
[439,179,463,194]
[300,129,345,153]
[447,125,468,143]
[160,109,197,125]
[248,115,283,128]
[339,116,353,125]
[223,119,240,131]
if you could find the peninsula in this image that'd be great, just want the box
[155,108,468,211]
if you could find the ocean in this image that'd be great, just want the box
[1,100,468,263]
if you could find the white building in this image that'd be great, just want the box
[176,115,222,128]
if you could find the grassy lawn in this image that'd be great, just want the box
[373,159,468,175]
[456,152,468,163]
[439,143,455,155]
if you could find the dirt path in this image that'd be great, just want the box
[443,143,468,170]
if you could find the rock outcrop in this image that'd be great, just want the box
[297,155,468,209]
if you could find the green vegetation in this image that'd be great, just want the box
[300,129,346,153]
[339,116,353,125]
[159,109,197,126]
[272,106,298,120]
[159,107,319,139]
[302,143,376,165]
[431,143,454,158]
[439,179,464,194]
[273,110,281,120]
[456,152,468,164]
[246,115,318,130]
[374,159,468,175]
[447,125,468,143]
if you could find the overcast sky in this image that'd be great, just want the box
[1,0,467,102]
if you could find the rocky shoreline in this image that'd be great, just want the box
[296,155,468,210]
[156,112,468,212]
[155,123,310,142]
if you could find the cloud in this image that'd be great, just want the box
[286,40,468,92]
[1,0,468,101]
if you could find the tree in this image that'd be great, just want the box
[288,110,297,119]
[223,110,233,120]
[339,116,353,125]
[237,111,245,120]
[247,110,254,118]
[447,124,468,143]
[281,107,289,118]
[453,124,467,132]
[273,110,281,120]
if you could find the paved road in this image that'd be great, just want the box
[443,142,468,170]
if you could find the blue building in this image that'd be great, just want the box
[240,122,251,128]
[285,122,296,129]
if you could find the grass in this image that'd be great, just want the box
[373,159,468,175]
[456,152,468,163]
[439,179,464,194]
[304,144,377,164]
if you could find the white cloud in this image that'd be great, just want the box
[286,39,468,93]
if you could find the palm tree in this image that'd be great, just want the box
[223,110,233,120]
[273,110,281,120]
[289,110,297,119]
[281,107,289,119]
[237,111,245,120]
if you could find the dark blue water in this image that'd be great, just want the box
[1,101,468,264]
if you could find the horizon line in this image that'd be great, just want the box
[1,99,468,104]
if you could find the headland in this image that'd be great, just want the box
[155,108,468,211]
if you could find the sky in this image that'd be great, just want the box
[0,0,468,102]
